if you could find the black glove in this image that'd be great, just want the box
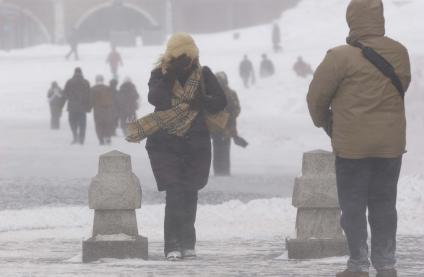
[163,71,176,85]
[168,55,192,73]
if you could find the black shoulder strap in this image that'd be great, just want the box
[350,41,405,100]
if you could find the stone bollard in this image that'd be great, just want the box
[286,150,348,259]
[82,150,148,263]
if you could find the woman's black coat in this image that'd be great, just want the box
[146,66,227,191]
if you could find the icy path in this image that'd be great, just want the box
[0,237,423,276]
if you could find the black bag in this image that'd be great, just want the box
[233,135,248,148]
[350,41,405,99]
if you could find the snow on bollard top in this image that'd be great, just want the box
[98,150,132,174]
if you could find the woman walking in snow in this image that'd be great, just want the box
[126,33,227,261]
[47,81,65,129]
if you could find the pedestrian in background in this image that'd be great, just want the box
[293,56,314,78]
[65,28,79,61]
[212,71,241,176]
[239,55,255,88]
[90,75,117,145]
[259,53,275,78]
[47,81,65,130]
[63,67,91,145]
[107,45,123,80]
[117,77,139,136]
[272,23,282,53]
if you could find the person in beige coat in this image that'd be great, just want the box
[307,1,411,277]
[90,75,117,145]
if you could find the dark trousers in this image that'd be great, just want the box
[336,157,402,272]
[66,46,79,61]
[68,112,86,144]
[94,116,112,145]
[164,188,198,256]
[212,135,231,176]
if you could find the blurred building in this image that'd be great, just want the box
[172,0,299,33]
[0,0,298,50]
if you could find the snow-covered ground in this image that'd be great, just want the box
[0,0,423,275]
[0,175,423,242]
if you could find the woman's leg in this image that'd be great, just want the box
[180,190,198,251]
[164,187,185,256]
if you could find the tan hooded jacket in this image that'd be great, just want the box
[307,0,411,159]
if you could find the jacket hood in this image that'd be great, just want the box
[346,0,385,44]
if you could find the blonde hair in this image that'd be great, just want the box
[156,32,200,74]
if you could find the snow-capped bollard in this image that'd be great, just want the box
[82,150,148,263]
[286,150,348,259]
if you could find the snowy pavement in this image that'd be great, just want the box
[0,236,423,276]
[0,174,423,276]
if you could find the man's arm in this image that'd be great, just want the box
[307,50,343,130]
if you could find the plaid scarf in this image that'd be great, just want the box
[126,68,202,142]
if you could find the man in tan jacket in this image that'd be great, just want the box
[307,1,411,277]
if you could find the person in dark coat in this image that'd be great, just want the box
[293,56,314,78]
[259,54,275,78]
[212,72,241,176]
[65,28,79,61]
[117,77,139,136]
[133,33,226,260]
[63,67,91,144]
[239,55,255,88]
[90,75,117,145]
[272,23,282,52]
[47,81,65,129]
